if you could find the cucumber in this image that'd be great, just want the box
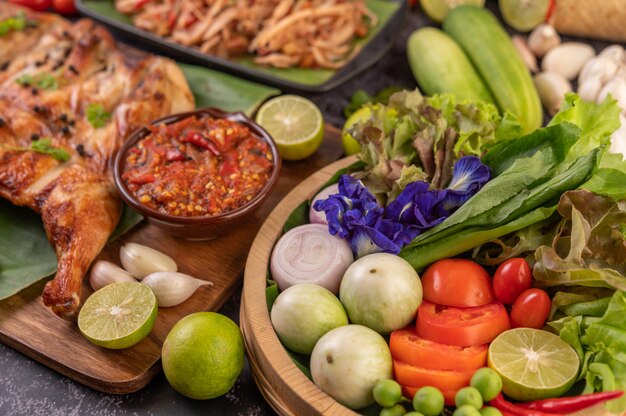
[443,6,542,133]
[407,27,495,105]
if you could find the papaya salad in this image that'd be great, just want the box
[266,88,626,415]
[114,0,377,69]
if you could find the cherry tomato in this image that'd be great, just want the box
[422,259,494,307]
[493,258,532,304]
[510,288,551,329]
[390,327,487,371]
[52,0,77,15]
[416,301,510,347]
[394,360,474,391]
[8,0,51,11]
[402,385,457,407]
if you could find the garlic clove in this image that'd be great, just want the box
[598,44,624,62]
[512,35,538,73]
[578,76,604,103]
[89,260,137,291]
[579,57,618,85]
[120,242,177,279]
[542,42,596,81]
[142,272,213,307]
[528,24,561,58]
[597,76,626,112]
[533,72,572,116]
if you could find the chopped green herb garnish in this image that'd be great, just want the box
[86,103,111,128]
[6,138,70,162]
[15,73,58,90]
[0,12,29,37]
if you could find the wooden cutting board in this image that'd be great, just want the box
[0,125,343,395]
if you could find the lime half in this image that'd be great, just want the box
[499,0,550,32]
[422,0,485,22]
[78,282,157,349]
[256,95,324,161]
[488,328,579,401]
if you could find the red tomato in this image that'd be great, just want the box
[394,360,474,391]
[390,327,487,371]
[8,0,51,11]
[52,0,77,15]
[402,385,457,406]
[422,259,494,307]
[493,258,532,304]
[510,288,551,329]
[416,301,510,347]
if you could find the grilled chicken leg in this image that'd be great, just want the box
[0,4,194,317]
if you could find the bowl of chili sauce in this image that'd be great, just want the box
[114,108,281,240]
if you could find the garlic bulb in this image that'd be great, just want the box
[610,115,626,160]
[597,76,626,110]
[578,77,603,102]
[142,272,213,307]
[533,72,572,116]
[579,57,619,85]
[89,260,137,291]
[120,242,177,279]
[512,35,538,73]
[542,43,595,81]
[528,24,561,58]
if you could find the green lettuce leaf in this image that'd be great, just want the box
[534,190,626,291]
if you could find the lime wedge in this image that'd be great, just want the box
[78,282,158,349]
[499,0,550,32]
[488,328,579,401]
[422,0,485,22]
[255,95,324,161]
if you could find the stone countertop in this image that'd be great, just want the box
[0,3,617,416]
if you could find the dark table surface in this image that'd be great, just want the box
[0,3,616,416]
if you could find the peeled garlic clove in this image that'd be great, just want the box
[533,72,572,116]
[578,76,603,102]
[597,76,626,111]
[610,115,626,160]
[542,43,596,81]
[528,24,561,58]
[120,242,177,279]
[512,35,538,73]
[89,260,137,291]
[142,272,213,307]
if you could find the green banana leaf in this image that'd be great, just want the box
[79,0,399,86]
[0,63,279,300]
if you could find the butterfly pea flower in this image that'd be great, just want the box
[313,157,490,258]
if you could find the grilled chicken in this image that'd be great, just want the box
[0,3,195,317]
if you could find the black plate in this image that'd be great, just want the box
[76,0,408,93]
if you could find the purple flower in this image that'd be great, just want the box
[313,157,490,258]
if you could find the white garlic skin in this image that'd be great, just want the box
[528,24,561,58]
[142,272,213,307]
[89,260,137,291]
[512,35,538,73]
[120,242,177,279]
[597,76,626,111]
[542,42,596,81]
[533,72,572,116]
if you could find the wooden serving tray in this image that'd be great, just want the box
[240,157,619,416]
[0,125,342,395]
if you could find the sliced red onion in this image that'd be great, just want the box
[308,183,340,225]
[270,223,353,294]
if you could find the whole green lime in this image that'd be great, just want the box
[162,312,244,399]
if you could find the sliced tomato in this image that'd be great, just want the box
[416,301,510,347]
[402,385,458,406]
[394,360,474,391]
[390,327,487,371]
[422,259,494,307]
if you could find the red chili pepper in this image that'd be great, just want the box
[127,172,155,185]
[133,0,152,11]
[491,393,563,416]
[165,148,186,162]
[518,391,624,413]
[181,131,219,156]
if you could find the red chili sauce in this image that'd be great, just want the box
[122,115,273,217]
